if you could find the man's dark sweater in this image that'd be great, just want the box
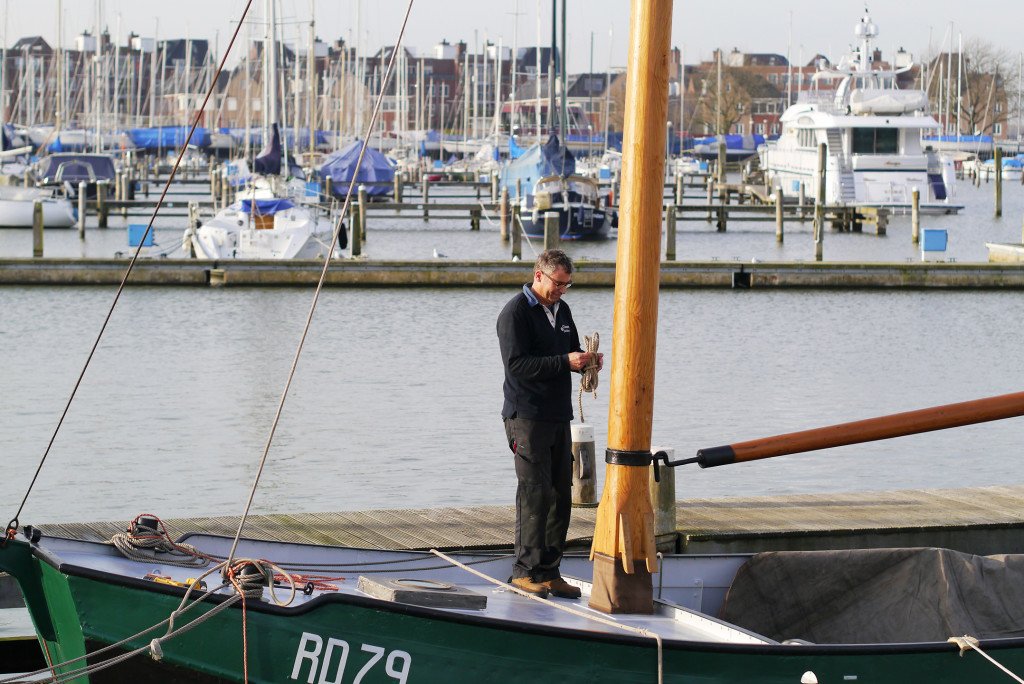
[497,284,583,422]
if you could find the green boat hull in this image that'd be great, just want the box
[5,538,1024,683]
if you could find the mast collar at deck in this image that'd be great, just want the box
[605,449,654,466]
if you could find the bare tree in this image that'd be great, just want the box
[928,38,1016,137]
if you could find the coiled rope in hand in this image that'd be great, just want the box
[578,332,600,423]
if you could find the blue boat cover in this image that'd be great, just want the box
[689,134,765,150]
[923,135,993,144]
[509,136,527,159]
[239,198,295,215]
[500,135,575,194]
[318,140,395,197]
[127,126,211,150]
[254,124,282,175]
[36,154,117,182]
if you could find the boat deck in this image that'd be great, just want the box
[30,483,1024,556]
[39,534,768,646]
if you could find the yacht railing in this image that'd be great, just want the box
[796,91,845,115]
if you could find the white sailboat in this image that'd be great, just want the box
[186,0,335,260]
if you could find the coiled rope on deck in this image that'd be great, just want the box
[577,332,600,423]
[109,514,212,568]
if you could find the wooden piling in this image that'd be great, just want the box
[325,175,333,201]
[543,211,560,250]
[394,172,403,203]
[470,207,481,231]
[422,177,430,220]
[491,171,499,203]
[221,168,230,209]
[499,188,509,241]
[798,181,806,219]
[210,165,218,203]
[77,182,87,238]
[649,446,676,538]
[97,181,109,229]
[705,177,714,221]
[911,188,920,244]
[511,205,522,260]
[674,173,683,205]
[32,201,44,257]
[358,186,368,241]
[716,186,728,232]
[121,171,129,217]
[717,141,727,185]
[571,424,597,505]
[665,204,676,261]
[775,188,784,243]
[995,147,1003,218]
[814,143,826,262]
[351,197,362,257]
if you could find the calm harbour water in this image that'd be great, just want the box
[1,176,1024,526]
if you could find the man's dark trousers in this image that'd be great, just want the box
[504,416,573,582]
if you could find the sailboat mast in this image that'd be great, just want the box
[308,0,315,155]
[267,0,278,128]
[588,0,672,615]
[547,0,555,133]
[559,0,566,143]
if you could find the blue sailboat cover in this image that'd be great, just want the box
[253,123,282,175]
[127,126,211,150]
[501,135,576,193]
[318,140,395,197]
[239,198,295,215]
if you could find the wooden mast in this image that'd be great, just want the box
[588,0,672,615]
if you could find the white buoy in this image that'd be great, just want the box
[800,672,819,684]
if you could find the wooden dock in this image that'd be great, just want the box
[16,484,1024,556]
[3,258,1024,288]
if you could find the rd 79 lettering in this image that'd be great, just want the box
[291,632,411,684]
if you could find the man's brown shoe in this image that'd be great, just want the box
[541,577,581,599]
[511,577,550,598]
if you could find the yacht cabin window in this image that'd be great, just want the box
[851,128,899,154]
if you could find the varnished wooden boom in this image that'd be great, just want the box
[696,391,1024,467]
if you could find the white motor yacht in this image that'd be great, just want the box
[759,10,960,213]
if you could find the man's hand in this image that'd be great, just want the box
[568,351,592,371]
[595,353,604,372]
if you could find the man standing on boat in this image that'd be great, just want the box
[497,249,603,599]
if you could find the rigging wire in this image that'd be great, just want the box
[3,0,256,546]
[223,0,418,570]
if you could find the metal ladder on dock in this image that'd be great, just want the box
[826,128,857,204]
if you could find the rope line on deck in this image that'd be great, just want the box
[430,548,664,684]
[949,635,1024,683]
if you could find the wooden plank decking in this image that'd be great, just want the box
[31,484,1024,555]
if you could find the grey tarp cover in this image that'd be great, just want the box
[719,548,1024,644]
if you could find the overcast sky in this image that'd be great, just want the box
[3,1,1022,73]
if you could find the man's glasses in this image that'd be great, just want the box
[542,271,573,289]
